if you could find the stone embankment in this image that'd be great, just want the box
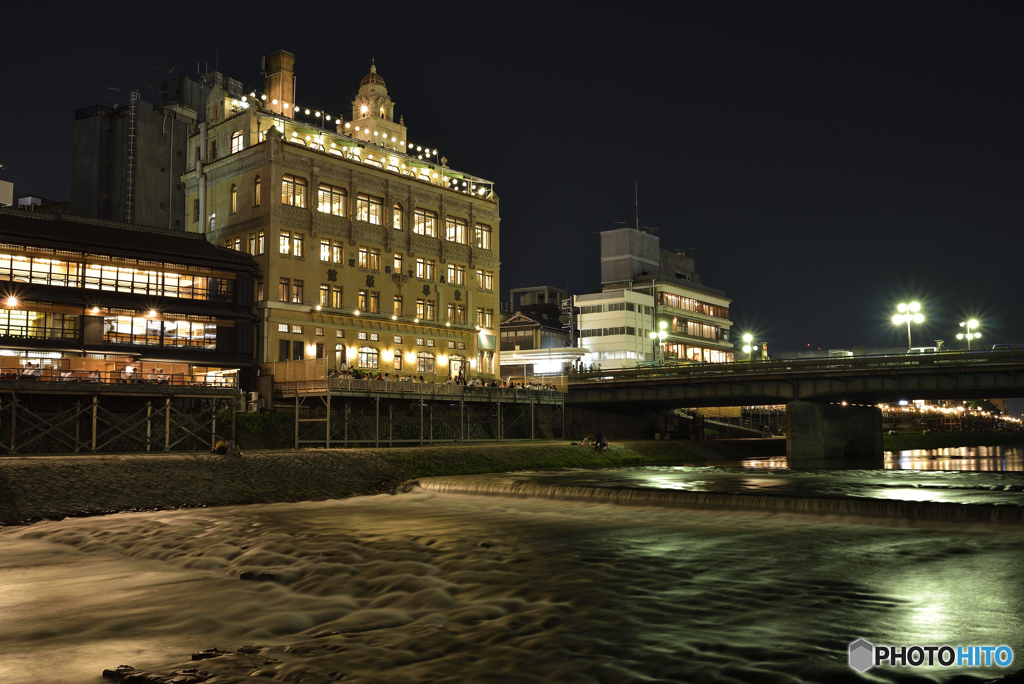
[0,439,784,526]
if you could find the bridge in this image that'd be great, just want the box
[565,350,1024,465]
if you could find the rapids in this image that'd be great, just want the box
[1,467,1022,683]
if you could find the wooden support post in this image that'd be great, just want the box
[497,396,501,442]
[344,400,348,448]
[419,398,424,446]
[231,394,237,442]
[294,395,299,449]
[164,398,171,451]
[74,400,81,453]
[375,395,379,448]
[388,399,393,448]
[325,394,331,449]
[460,399,464,442]
[429,402,433,443]
[531,399,535,440]
[146,400,152,452]
[211,402,217,452]
[91,396,98,453]
[10,393,17,454]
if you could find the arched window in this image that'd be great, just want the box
[392,203,403,230]
[230,130,243,154]
[358,346,379,369]
[379,105,386,119]
[254,176,261,207]
[229,184,237,214]
[417,352,435,373]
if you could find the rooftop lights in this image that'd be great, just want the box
[305,109,310,115]
[354,310,360,316]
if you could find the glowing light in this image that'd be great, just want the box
[315,111,320,117]
[360,105,368,114]
[304,109,310,115]
[272,99,278,104]
[315,305,322,311]
[147,309,157,317]
[6,297,17,307]
[743,333,753,343]
[331,143,336,148]
[261,94,267,100]
[91,307,100,314]
[345,123,351,128]
[354,310,360,316]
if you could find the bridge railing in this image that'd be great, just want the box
[570,349,1024,383]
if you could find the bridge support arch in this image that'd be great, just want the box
[786,400,883,468]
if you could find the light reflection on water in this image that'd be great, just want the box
[737,445,1024,472]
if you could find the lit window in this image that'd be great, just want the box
[445,216,468,244]
[446,264,466,286]
[394,335,403,344]
[358,346,379,369]
[416,258,435,280]
[319,285,329,306]
[254,176,261,206]
[413,209,438,237]
[356,193,382,224]
[392,203,403,230]
[417,352,435,373]
[358,331,367,340]
[476,269,494,291]
[336,329,345,338]
[278,278,289,301]
[292,325,302,334]
[332,241,343,264]
[230,130,243,154]
[316,327,324,336]
[320,240,331,262]
[229,184,237,214]
[317,184,347,216]
[394,253,403,274]
[248,232,256,254]
[257,230,265,254]
[369,332,379,341]
[292,233,303,257]
[474,223,492,250]
[278,324,289,332]
[279,231,291,254]
[292,280,303,304]
[394,295,403,317]
[358,290,368,310]
[369,292,380,314]
[331,286,342,309]
[282,174,307,207]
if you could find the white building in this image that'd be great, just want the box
[575,227,734,370]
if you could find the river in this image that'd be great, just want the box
[3,454,1023,683]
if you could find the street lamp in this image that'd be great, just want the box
[742,333,754,361]
[892,302,924,351]
[648,320,668,364]
[956,319,981,351]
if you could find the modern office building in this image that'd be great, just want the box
[183,51,501,381]
[575,227,734,369]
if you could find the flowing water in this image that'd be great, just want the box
[1,470,1022,683]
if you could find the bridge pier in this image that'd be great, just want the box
[786,400,883,468]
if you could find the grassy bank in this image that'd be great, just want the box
[883,431,1024,452]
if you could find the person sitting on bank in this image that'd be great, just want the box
[580,435,592,446]
[594,431,608,453]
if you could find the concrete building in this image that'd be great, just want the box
[71,75,212,231]
[576,227,734,369]
[183,51,500,382]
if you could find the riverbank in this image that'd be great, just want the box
[0,438,784,526]
[884,431,1024,451]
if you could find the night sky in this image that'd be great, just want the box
[3,5,1021,357]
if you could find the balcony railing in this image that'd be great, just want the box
[276,378,562,400]
[0,369,235,388]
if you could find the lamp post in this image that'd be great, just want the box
[742,333,754,361]
[956,319,981,351]
[648,320,668,365]
[892,302,924,351]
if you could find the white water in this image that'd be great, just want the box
[1,478,1022,683]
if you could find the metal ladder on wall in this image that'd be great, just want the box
[125,90,139,224]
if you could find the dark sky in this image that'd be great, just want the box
[3,4,1022,356]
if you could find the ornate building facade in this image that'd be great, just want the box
[183,52,500,381]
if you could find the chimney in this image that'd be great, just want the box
[263,50,296,119]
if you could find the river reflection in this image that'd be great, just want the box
[738,445,1024,472]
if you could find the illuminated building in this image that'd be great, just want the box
[575,227,734,369]
[0,208,257,385]
[183,51,500,380]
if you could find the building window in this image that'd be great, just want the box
[279,339,289,361]
[413,208,438,237]
[394,253,403,274]
[317,184,347,216]
[369,332,379,341]
[316,327,324,336]
[230,185,237,214]
[358,247,381,270]
[394,295,403,317]
[394,354,402,371]
[193,199,199,222]
[279,278,289,302]
[292,280,303,304]
[332,241,343,264]
[230,130,243,154]
[417,352,435,373]
[358,290,368,311]
[257,230,265,254]
[446,304,466,325]
[248,232,256,254]
[446,264,466,286]
[293,233,303,257]
[254,176,261,206]
[416,258,435,280]
[416,338,425,346]
[476,307,485,328]
[331,286,342,308]
[476,269,494,291]
[209,212,215,231]
[336,329,345,338]
[319,285,329,306]
[416,299,436,321]
[485,309,494,329]
[394,335,403,344]
[445,216,468,244]
[474,223,492,250]
[282,174,307,207]
[448,341,456,349]
[279,231,291,254]
[358,347,379,369]
[320,240,330,262]
[392,203,403,230]
[316,342,325,359]
[257,279,264,301]
[368,291,379,313]
[356,193,383,224]
[278,324,289,333]
[292,325,303,334]
[358,331,367,340]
